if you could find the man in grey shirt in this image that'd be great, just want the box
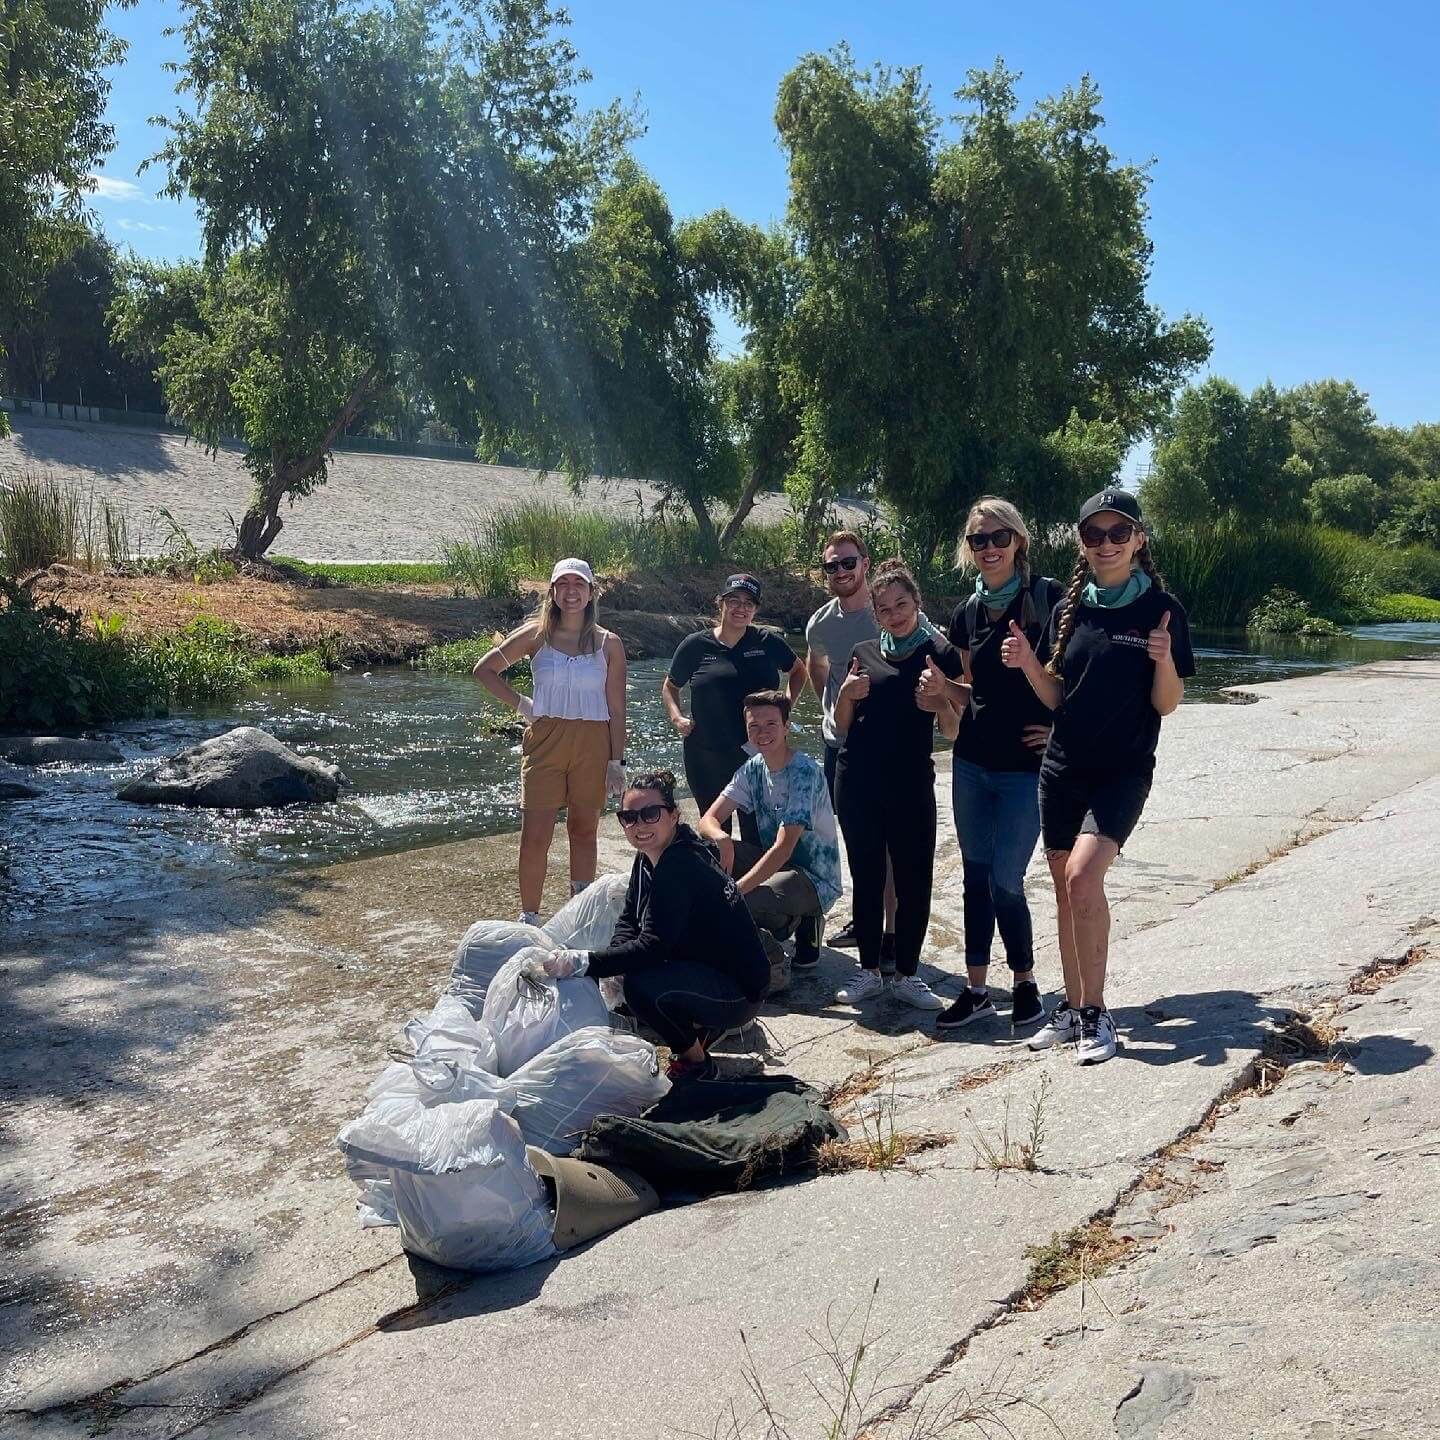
[805,529,893,959]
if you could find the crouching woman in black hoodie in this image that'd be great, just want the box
[542,770,770,1082]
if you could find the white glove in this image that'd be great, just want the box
[516,695,534,722]
[543,948,590,979]
[606,759,627,797]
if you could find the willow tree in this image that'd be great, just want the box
[776,50,1210,565]
[126,0,632,557]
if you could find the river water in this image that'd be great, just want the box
[5,624,1440,918]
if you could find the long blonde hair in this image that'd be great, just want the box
[954,496,1032,581]
[539,575,600,654]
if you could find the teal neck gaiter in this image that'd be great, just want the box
[975,570,1022,610]
[879,611,940,660]
[1081,569,1152,609]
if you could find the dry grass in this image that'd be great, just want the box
[969,1073,1052,1175]
[1212,824,1335,890]
[823,1050,908,1111]
[1019,1221,1137,1309]
[1347,944,1428,995]
[817,1085,951,1176]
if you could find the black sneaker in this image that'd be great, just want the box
[828,918,860,950]
[792,914,822,968]
[1010,980,1045,1029]
[935,989,997,1031]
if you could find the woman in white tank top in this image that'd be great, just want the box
[474,558,628,925]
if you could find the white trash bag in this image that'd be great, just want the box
[506,1027,670,1155]
[543,873,630,952]
[401,995,499,1072]
[337,1095,556,1271]
[447,920,552,1015]
[482,947,611,1075]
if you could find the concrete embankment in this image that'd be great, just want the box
[1,660,1437,1438]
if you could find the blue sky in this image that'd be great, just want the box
[91,0,1440,445]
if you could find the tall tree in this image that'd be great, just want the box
[0,0,130,433]
[130,0,632,557]
[775,51,1209,565]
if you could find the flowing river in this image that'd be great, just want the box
[5,624,1440,918]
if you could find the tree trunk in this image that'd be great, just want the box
[718,470,764,551]
[684,489,722,560]
[235,470,289,559]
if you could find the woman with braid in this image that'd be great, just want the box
[1001,490,1194,1064]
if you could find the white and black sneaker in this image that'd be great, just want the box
[1076,1006,1118,1065]
[935,988,997,1031]
[1026,1000,1081,1051]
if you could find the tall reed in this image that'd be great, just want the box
[0,470,133,576]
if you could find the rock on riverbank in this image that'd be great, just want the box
[118,726,348,808]
[0,735,124,765]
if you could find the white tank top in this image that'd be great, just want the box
[531,634,610,721]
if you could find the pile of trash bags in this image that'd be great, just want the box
[337,874,670,1272]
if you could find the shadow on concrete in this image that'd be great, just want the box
[1113,990,1434,1075]
[381,1252,562,1331]
[10,416,186,475]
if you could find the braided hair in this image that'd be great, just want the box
[1043,553,1092,679]
[1134,539,1168,594]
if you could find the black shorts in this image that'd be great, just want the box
[1039,765,1152,853]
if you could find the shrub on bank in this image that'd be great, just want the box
[1366,593,1440,622]
[0,579,332,730]
[1247,587,1343,636]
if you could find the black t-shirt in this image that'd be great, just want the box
[948,577,1065,774]
[1037,587,1196,776]
[668,626,797,752]
[837,632,966,778]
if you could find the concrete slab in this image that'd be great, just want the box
[2,660,1438,1437]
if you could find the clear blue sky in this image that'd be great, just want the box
[93,0,1440,442]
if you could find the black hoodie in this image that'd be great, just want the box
[587,824,770,1001]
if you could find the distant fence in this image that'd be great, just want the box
[0,394,491,464]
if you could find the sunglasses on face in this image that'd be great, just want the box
[617,803,674,827]
[822,555,861,574]
[1080,522,1136,548]
[965,527,1015,552]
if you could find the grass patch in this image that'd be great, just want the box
[1,470,133,576]
[270,557,451,586]
[816,1085,950,1175]
[1020,1220,1137,1308]
[1365,592,1440,622]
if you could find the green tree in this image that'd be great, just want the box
[0,0,131,434]
[775,51,1208,564]
[1305,473,1383,532]
[1146,376,1302,522]
[1282,379,1382,483]
[129,0,632,557]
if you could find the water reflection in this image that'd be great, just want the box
[5,625,1439,918]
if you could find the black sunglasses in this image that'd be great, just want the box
[965,527,1015,552]
[821,555,861,574]
[1080,521,1136,548]
[617,803,674,827]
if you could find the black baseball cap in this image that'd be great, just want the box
[721,573,761,601]
[1077,488,1143,525]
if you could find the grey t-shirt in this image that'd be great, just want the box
[805,597,880,747]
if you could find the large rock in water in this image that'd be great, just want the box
[117,726,348,809]
[0,736,124,766]
[0,764,41,800]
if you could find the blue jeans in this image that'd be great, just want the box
[950,756,1041,974]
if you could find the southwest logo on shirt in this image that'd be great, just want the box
[1112,630,1149,651]
[743,649,766,658]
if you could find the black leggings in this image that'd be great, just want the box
[683,738,759,846]
[834,767,936,975]
[623,961,761,1052]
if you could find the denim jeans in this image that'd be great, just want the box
[949,756,1042,973]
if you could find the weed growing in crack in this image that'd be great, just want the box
[1348,944,1428,994]
[969,1073,1052,1175]
[816,1084,950,1176]
[1020,1221,1137,1310]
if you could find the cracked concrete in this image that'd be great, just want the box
[2,659,1439,1438]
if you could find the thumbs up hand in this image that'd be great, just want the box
[839,655,870,703]
[1000,619,1034,670]
[1147,608,1174,665]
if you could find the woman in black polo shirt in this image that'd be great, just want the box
[1002,489,1195,1065]
[832,559,968,1012]
[662,574,802,841]
[937,497,1064,1035]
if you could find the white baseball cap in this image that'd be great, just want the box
[550,557,595,585]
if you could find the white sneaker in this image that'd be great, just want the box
[519,910,542,927]
[836,969,886,1004]
[1027,1001,1081,1051]
[1076,1007,1118,1065]
[891,975,946,1011]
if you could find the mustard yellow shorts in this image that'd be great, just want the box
[520,717,610,811]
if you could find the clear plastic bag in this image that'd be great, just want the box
[447,920,552,1015]
[337,1095,556,1271]
[543,873,630,952]
[401,995,499,1072]
[506,1026,670,1155]
[481,947,612,1075]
